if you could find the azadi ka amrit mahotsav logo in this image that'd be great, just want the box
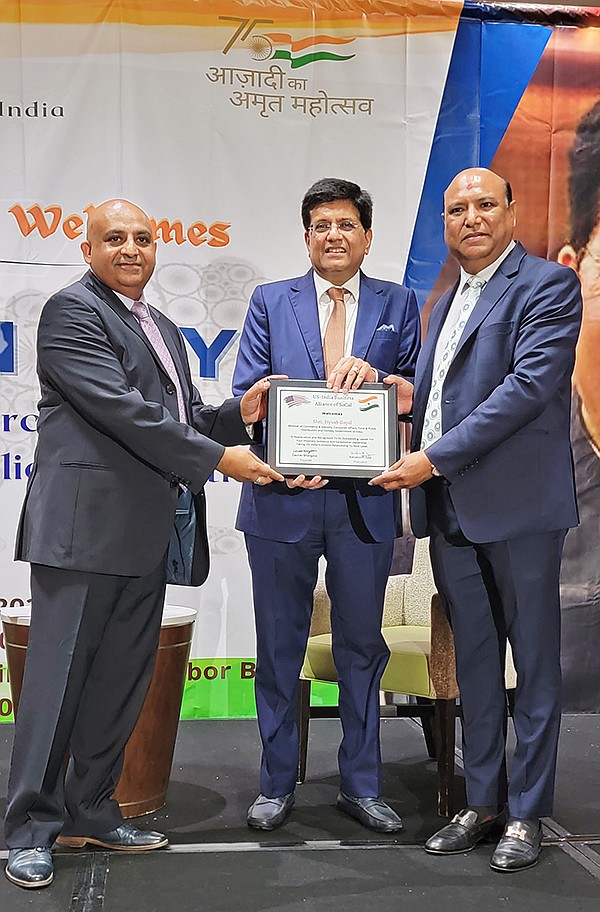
[249,32,356,69]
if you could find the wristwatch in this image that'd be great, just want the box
[425,453,442,477]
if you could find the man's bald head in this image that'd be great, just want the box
[444,169,512,208]
[442,168,516,274]
[85,199,152,238]
[81,199,156,299]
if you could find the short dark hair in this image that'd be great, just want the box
[301,178,373,230]
[567,99,600,256]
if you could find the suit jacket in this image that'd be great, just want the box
[410,243,582,542]
[232,269,421,542]
[15,271,249,582]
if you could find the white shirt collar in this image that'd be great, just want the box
[313,269,360,304]
[459,239,516,289]
[113,290,143,311]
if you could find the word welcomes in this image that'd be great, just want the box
[8,204,231,247]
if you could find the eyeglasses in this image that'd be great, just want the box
[308,220,361,235]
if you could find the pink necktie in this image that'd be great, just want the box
[131,300,187,422]
[323,286,347,378]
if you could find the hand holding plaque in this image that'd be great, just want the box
[266,379,398,479]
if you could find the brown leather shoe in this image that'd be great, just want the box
[425,807,505,855]
[490,818,542,872]
[56,824,168,851]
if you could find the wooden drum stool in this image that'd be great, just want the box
[1,604,196,818]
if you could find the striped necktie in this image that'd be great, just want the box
[421,276,485,447]
[323,286,347,378]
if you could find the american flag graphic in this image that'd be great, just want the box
[284,394,310,407]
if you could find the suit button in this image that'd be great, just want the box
[165,383,175,394]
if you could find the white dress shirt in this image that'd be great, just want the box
[313,270,361,357]
[432,240,516,366]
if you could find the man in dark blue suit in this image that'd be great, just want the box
[232,178,420,832]
[372,168,582,871]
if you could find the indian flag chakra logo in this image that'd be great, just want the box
[249,33,356,69]
[358,395,379,412]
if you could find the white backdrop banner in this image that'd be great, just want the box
[0,0,462,719]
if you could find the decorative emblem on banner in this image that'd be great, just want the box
[210,17,371,119]
[254,33,356,69]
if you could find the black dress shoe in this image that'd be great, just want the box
[425,807,505,854]
[247,793,294,830]
[5,848,53,889]
[336,792,403,833]
[56,823,168,851]
[490,818,542,872]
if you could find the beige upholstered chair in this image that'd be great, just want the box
[297,536,517,817]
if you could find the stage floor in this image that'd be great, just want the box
[0,715,599,910]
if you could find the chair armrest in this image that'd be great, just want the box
[430,593,459,700]
[381,575,405,626]
[403,537,437,626]
[310,581,333,636]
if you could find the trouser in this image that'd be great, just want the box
[428,525,565,818]
[4,558,167,848]
[246,487,393,798]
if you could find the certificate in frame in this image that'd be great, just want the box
[266,379,399,479]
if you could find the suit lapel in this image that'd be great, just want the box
[82,271,177,386]
[413,284,456,423]
[452,243,526,360]
[151,308,189,384]
[413,243,526,438]
[152,311,191,422]
[290,271,325,378]
[352,273,386,360]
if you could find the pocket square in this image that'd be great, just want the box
[376,323,396,333]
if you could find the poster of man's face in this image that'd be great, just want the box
[488,27,600,711]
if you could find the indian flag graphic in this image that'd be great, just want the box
[249,32,356,68]
[358,395,379,412]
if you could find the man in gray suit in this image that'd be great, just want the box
[4,199,281,890]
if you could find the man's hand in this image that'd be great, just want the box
[383,374,414,416]
[217,446,284,485]
[326,357,376,392]
[370,450,433,491]
[285,474,329,490]
[240,375,287,424]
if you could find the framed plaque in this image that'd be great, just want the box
[266,379,399,478]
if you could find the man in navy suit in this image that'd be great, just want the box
[232,178,420,832]
[4,200,282,890]
[372,168,582,871]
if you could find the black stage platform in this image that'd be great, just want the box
[0,715,599,910]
